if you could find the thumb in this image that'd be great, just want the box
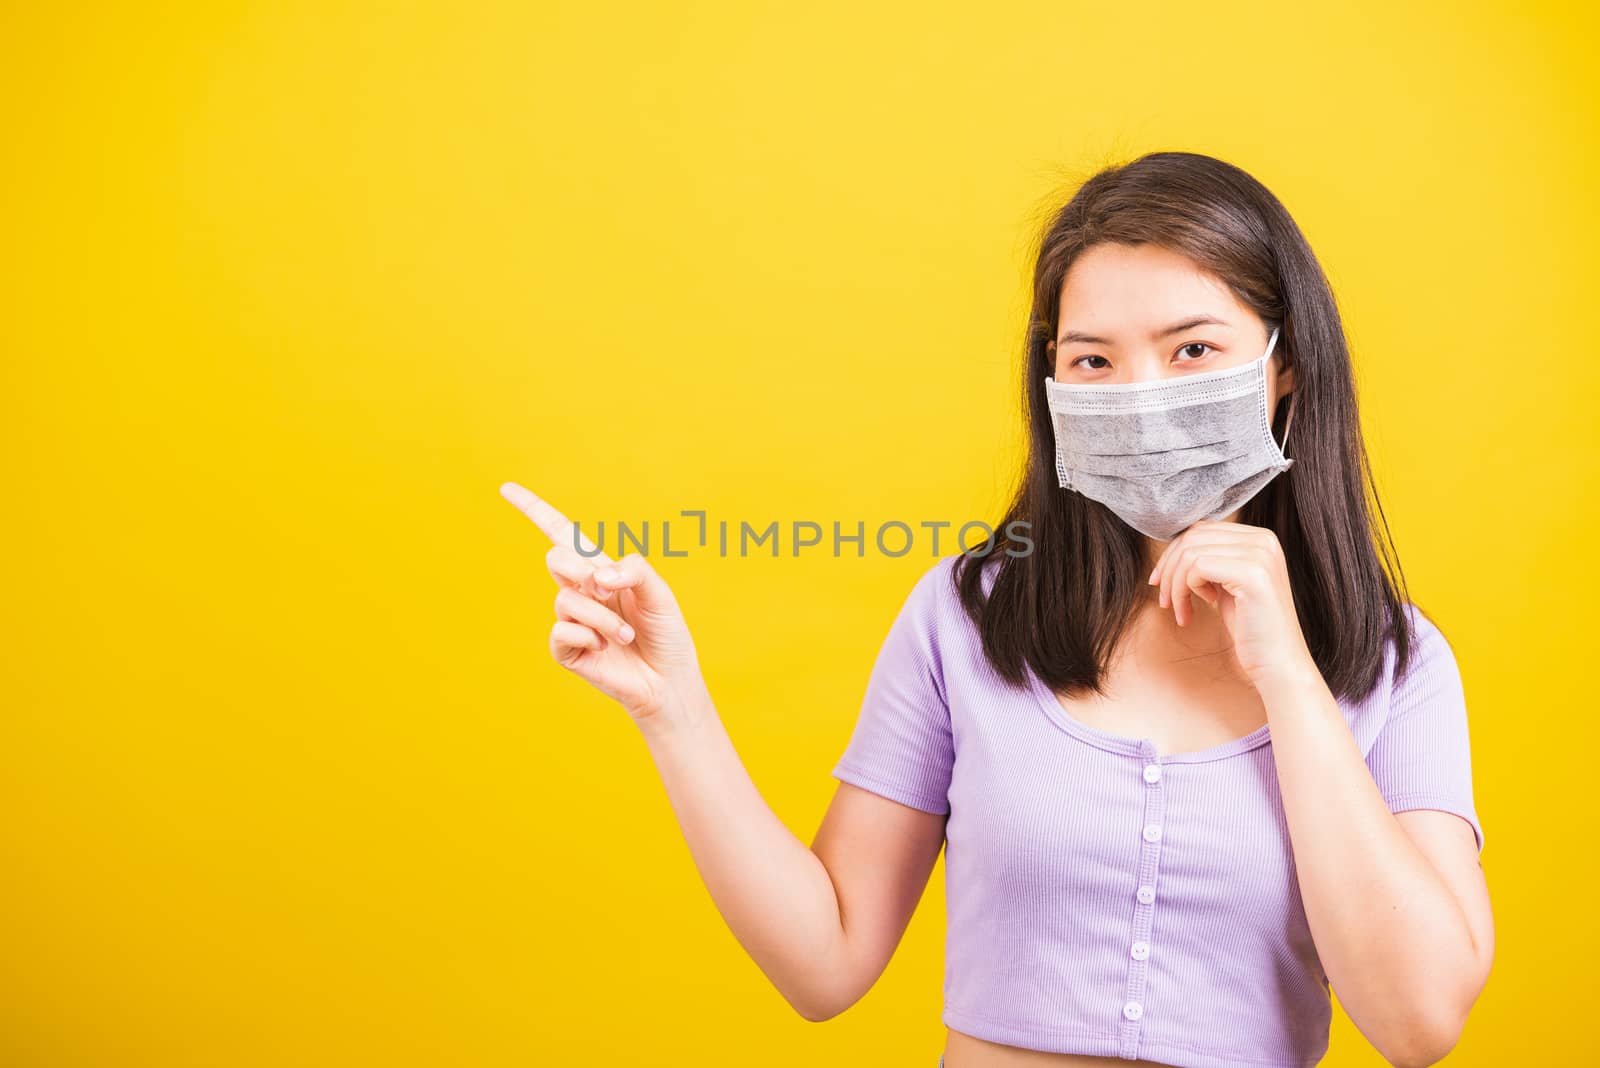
[595,552,679,615]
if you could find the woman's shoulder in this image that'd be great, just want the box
[1394,601,1454,665]
[1339,600,1462,753]
[895,551,968,607]
[896,550,1004,621]
[862,553,992,666]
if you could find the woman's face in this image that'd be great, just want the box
[1051,242,1296,408]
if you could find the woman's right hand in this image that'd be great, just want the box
[499,481,705,728]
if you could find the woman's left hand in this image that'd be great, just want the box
[1148,520,1318,690]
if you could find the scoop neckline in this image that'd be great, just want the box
[1025,663,1273,764]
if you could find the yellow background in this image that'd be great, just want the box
[3,2,1591,1064]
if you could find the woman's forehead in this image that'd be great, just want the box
[1057,245,1246,330]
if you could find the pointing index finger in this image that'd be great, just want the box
[499,482,612,563]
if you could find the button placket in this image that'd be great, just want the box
[1119,742,1165,1060]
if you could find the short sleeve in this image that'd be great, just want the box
[1366,607,1485,854]
[830,560,955,815]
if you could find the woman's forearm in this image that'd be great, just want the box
[636,678,848,1020]
[1258,666,1483,1066]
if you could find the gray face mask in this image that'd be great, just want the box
[1043,327,1294,542]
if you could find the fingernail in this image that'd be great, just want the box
[1147,568,1157,584]
[619,623,635,643]
[597,568,620,584]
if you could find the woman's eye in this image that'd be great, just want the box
[1070,345,1214,371]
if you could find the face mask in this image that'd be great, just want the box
[1043,327,1294,542]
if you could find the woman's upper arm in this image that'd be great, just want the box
[1366,606,1485,853]
[1374,608,1494,1010]
[1395,809,1494,984]
[809,560,957,1016]
[809,782,947,1015]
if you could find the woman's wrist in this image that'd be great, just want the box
[634,669,718,749]
[1251,653,1327,705]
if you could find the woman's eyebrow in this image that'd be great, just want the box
[1057,315,1232,346]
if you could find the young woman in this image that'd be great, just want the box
[501,151,1493,1068]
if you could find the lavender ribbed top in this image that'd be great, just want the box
[831,553,1483,1068]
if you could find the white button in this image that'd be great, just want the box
[1142,823,1162,843]
[1136,885,1156,904]
[1131,940,1150,960]
[1143,763,1162,784]
[1123,1000,1144,1020]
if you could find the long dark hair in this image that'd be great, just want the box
[955,150,1421,703]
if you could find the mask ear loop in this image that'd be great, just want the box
[1279,384,1296,454]
[1270,328,1294,454]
